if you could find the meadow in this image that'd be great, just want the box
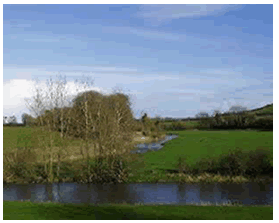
[3,201,273,220]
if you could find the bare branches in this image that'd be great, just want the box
[21,73,139,183]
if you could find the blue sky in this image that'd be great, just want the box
[3,4,273,122]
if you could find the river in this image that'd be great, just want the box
[3,182,273,206]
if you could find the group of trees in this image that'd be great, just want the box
[195,105,248,119]
[21,74,138,183]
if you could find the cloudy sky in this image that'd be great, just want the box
[3,4,273,122]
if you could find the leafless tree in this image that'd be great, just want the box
[24,74,82,182]
[24,73,141,183]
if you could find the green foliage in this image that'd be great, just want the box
[196,112,272,130]
[248,117,273,130]
[182,147,273,178]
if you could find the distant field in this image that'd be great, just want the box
[131,130,273,171]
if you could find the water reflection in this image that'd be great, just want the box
[3,182,272,206]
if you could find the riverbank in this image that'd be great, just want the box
[3,201,273,220]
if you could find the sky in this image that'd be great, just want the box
[3,4,273,123]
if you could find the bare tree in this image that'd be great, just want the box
[22,73,144,184]
[24,74,79,182]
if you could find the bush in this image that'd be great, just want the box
[177,147,272,178]
[81,156,130,184]
[244,149,273,177]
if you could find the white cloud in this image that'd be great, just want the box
[3,78,110,121]
[136,4,244,25]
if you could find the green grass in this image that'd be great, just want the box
[3,201,273,220]
[135,130,273,171]
[3,126,82,151]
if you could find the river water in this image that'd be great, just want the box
[3,182,273,206]
[131,134,179,154]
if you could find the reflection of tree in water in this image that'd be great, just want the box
[216,182,272,205]
[15,185,32,201]
[199,183,224,204]
[66,183,92,204]
[218,183,247,204]
[176,184,200,204]
[89,184,133,204]
[177,184,186,203]
[245,182,273,205]
[106,184,128,204]
[45,184,53,202]
[43,184,64,203]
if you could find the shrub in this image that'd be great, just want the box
[81,156,130,184]
[244,149,272,177]
[176,147,272,178]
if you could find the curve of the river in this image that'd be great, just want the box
[130,133,179,154]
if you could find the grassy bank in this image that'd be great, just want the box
[3,126,273,184]
[3,201,273,220]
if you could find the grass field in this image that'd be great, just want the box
[3,201,273,220]
[140,130,273,170]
